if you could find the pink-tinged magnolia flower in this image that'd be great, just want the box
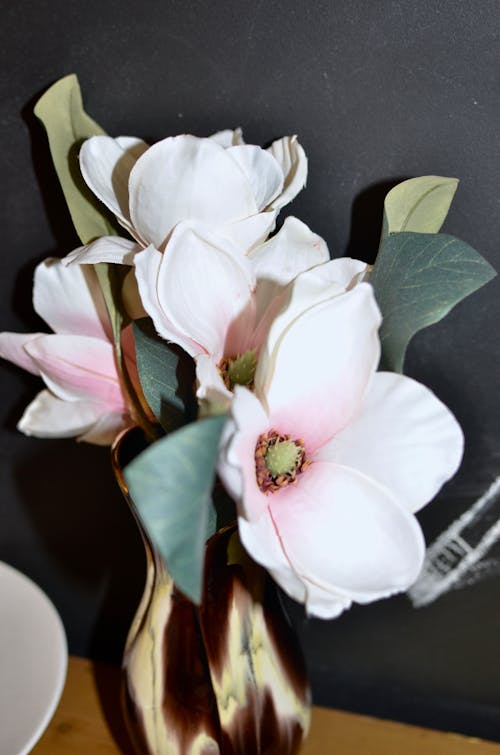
[63,130,307,267]
[217,283,464,618]
[0,259,134,445]
[131,216,359,410]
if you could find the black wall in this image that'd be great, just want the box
[1,0,499,741]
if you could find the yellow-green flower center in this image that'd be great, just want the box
[219,350,257,389]
[265,440,301,476]
[255,430,310,494]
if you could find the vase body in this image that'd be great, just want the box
[112,427,311,755]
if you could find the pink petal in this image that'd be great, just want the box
[258,283,381,452]
[238,510,307,605]
[0,332,43,375]
[317,371,464,513]
[128,135,258,249]
[33,258,110,340]
[25,334,124,407]
[270,461,425,603]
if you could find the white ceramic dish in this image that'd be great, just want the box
[0,561,67,755]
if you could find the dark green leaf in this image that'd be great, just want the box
[34,73,117,243]
[133,318,195,429]
[381,176,458,240]
[124,415,227,603]
[370,232,496,372]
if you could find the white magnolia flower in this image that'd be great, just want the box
[130,216,364,411]
[64,129,307,266]
[218,283,464,618]
[0,259,135,445]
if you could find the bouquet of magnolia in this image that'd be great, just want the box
[0,75,496,619]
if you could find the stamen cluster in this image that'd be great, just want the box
[255,429,310,494]
[219,351,257,390]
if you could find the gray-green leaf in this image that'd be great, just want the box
[370,232,496,372]
[133,318,194,429]
[381,176,459,239]
[124,415,227,603]
[34,73,116,243]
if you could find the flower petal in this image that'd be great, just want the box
[270,461,425,603]
[249,217,330,326]
[149,224,255,361]
[238,510,307,605]
[322,257,368,290]
[218,386,270,522]
[63,236,140,266]
[317,371,464,513]
[255,260,347,373]
[0,332,43,375]
[128,135,258,249]
[302,581,352,620]
[195,354,232,414]
[257,283,381,451]
[18,389,106,439]
[226,145,284,211]
[33,258,110,340]
[221,211,277,252]
[208,128,244,147]
[115,136,149,160]
[79,135,138,227]
[266,136,307,210]
[251,256,367,354]
[24,334,124,406]
[249,216,329,288]
[134,246,202,357]
[78,409,129,445]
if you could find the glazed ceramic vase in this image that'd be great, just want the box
[112,427,311,755]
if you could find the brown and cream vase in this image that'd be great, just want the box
[112,427,311,755]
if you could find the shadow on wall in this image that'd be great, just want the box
[345,178,407,264]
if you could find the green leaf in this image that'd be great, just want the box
[94,263,130,352]
[381,176,459,239]
[124,415,227,603]
[133,318,194,429]
[34,73,116,243]
[370,232,497,372]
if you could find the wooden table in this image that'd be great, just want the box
[33,657,500,754]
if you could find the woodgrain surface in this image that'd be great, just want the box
[32,657,500,754]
